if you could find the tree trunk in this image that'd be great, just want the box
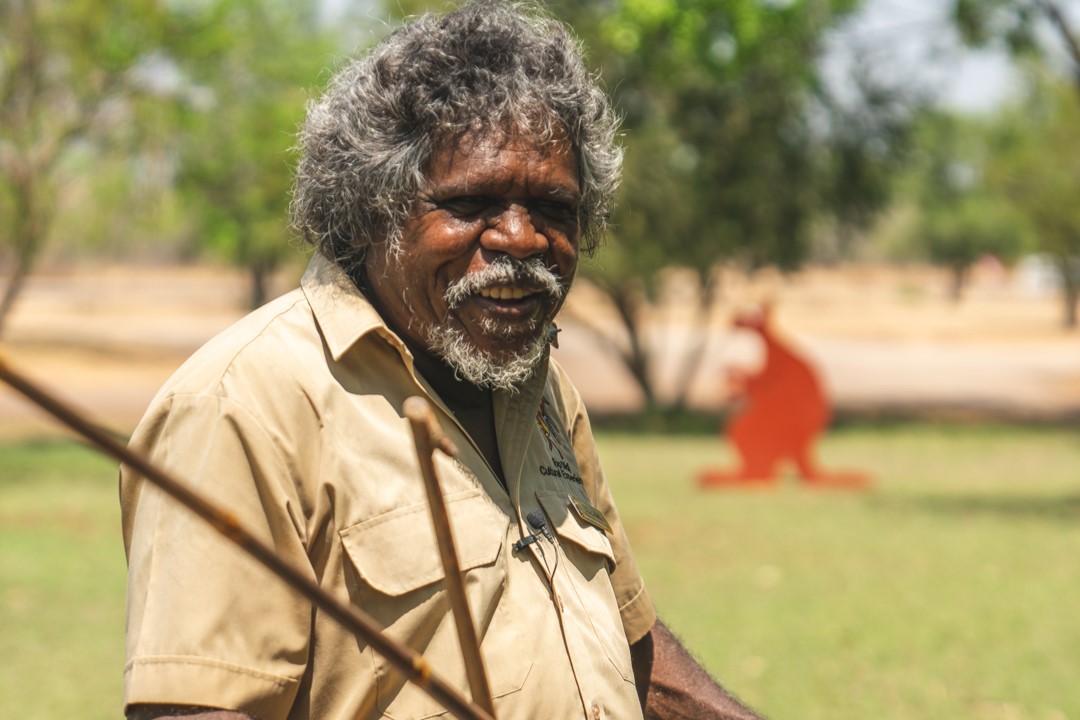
[0,179,47,339]
[1038,1,1080,92]
[832,222,857,265]
[670,269,722,411]
[0,254,33,339]
[1066,284,1078,329]
[610,281,655,408]
[249,258,272,309]
[949,263,969,303]
[1059,254,1080,329]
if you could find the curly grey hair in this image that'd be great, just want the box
[289,0,622,270]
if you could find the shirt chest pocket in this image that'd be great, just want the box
[341,489,502,594]
[339,489,531,718]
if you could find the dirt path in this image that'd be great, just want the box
[2,262,1078,438]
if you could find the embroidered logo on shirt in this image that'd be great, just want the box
[536,396,570,461]
[536,396,585,486]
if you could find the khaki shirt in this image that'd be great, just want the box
[121,254,656,720]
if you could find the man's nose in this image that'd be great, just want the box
[481,203,548,259]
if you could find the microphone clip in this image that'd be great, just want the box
[513,532,540,553]
[513,510,554,554]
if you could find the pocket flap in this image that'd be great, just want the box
[536,491,615,571]
[340,489,505,596]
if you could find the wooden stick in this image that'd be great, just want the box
[404,396,497,719]
[0,352,494,720]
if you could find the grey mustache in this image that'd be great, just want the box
[445,258,564,309]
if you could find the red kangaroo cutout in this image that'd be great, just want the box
[698,303,871,490]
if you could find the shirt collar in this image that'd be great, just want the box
[301,252,402,361]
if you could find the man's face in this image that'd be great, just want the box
[365,131,581,389]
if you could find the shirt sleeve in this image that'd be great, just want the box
[120,392,312,720]
[566,393,658,646]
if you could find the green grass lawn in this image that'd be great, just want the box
[0,440,126,720]
[602,425,1080,720]
[2,425,1079,719]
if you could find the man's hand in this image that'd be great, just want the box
[630,620,765,720]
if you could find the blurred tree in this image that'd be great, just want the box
[952,0,1080,77]
[172,0,333,308]
[0,0,178,336]
[908,113,1026,301]
[984,81,1080,327]
[819,58,920,263]
[950,1,1080,327]
[552,0,915,409]
[921,200,1026,301]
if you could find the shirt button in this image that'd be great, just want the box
[591,703,601,719]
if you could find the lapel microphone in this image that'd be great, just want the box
[513,510,554,553]
[526,510,555,543]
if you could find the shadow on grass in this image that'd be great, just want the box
[872,493,1080,524]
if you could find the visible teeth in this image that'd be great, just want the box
[477,286,527,300]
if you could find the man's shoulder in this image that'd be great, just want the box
[154,288,321,401]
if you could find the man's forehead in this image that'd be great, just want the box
[424,131,580,194]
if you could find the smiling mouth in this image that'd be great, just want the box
[465,284,551,338]
[476,285,537,301]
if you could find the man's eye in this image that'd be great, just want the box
[437,197,490,216]
[533,201,578,222]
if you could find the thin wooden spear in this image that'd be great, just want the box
[404,396,497,718]
[0,351,494,720]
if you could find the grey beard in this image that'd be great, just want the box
[425,322,551,392]
[423,256,565,391]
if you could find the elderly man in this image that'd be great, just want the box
[121,2,763,719]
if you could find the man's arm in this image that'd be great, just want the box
[630,620,765,720]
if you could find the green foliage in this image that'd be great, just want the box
[820,59,922,260]
[952,0,1042,57]
[553,0,914,405]
[982,78,1080,325]
[947,1,1080,325]
[903,112,1028,299]
[986,83,1080,253]
[922,199,1024,270]
[574,0,867,274]
[172,0,331,307]
[0,0,182,332]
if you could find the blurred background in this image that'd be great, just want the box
[2,1,1078,719]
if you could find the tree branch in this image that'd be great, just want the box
[1037,0,1080,86]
